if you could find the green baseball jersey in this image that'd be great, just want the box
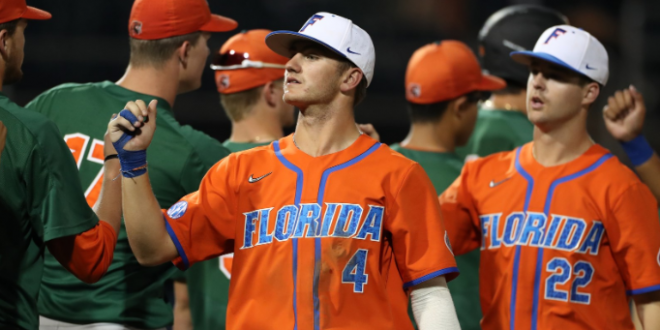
[456,108,533,161]
[186,140,268,330]
[390,144,482,330]
[0,93,98,330]
[26,81,230,328]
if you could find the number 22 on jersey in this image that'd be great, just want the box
[64,133,104,208]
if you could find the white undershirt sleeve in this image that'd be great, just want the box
[410,275,462,330]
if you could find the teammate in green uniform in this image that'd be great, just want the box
[179,29,294,330]
[455,5,568,161]
[0,2,123,329]
[25,0,237,328]
[391,40,504,330]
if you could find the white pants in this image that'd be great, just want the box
[39,316,166,330]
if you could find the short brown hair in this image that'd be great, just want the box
[129,32,202,68]
[220,85,264,122]
[338,60,368,106]
[0,19,19,37]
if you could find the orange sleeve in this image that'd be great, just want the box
[46,220,118,284]
[163,155,237,270]
[607,182,660,295]
[387,163,458,289]
[439,162,482,256]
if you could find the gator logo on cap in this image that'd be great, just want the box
[131,20,143,36]
[408,83,421,98]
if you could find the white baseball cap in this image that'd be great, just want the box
[265,12,376,86]
[510,25,609,85]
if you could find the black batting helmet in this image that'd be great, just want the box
[479,5,568,87]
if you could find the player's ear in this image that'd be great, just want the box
[263,81,277,107]
[339,67,363,93]
[177,41,191,68]
[0,29,9,59]
[582,82,600,107]
[451,95,469,118]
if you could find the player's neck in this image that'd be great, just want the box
[116,64,178,108]
[532,112,593,167]
[230,111,284,144]
[293,102,361,157]
[401,122,453,153]
[485,92,527,114]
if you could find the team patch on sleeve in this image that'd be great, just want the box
[167,201,188,219]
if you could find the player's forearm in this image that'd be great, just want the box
[93,159,122,233]
[636,300,660,329]
[635,153,660,204]
[122,173,177,265]
[410,276,461,330]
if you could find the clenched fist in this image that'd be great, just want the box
[603,85,645,142]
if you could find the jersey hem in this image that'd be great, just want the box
[403,267,460,289]
[164,215,190,270]
[627,283,660,295]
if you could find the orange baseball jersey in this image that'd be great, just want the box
[163,134,458,330]
[440,142,660,330]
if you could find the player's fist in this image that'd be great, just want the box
[108,99,158,151]
[603,85,645,142]
[0,120,6,163]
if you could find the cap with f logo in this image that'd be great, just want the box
[510,25,609,85]
[265,12,376,86]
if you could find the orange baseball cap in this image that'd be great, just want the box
[406,40,506,104]
[128,0,237,40]
[211,29,288,94]
[0,0,51,24]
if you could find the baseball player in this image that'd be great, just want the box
[456,5,568,161]
[182,29,293,330]
[391,40,505,330]
[603,86,660,203]
[110,12,461,330]
[440,24,660,329]
[0,1,123,329]
[25,0,236,328]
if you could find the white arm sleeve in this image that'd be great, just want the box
[410,276,461,330]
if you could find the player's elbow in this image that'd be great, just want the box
[132,247,173,267]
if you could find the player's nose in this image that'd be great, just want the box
[530,72,546,90]
[285,53,302,73]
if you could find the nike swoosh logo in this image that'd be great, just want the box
[489,177,511,188]
[585,64,597,70]
[346,47,361,55]
[248,172,272,183]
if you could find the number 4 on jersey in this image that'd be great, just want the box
[342,249,369,293]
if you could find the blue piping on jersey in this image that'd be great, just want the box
[164,215,190,270]
[274,141,304,330]
[530,153,612,330]
[314,142,381,330]
[627,283,660,295]
[511,147,535,330]
[402,267,460,289]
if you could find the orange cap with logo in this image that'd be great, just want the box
[406,40,506,104]
[128,0,237,40]
[0,0,51,24]
[211,29,288,94]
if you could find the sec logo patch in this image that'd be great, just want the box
[167,201,188,219]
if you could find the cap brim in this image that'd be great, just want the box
[21,6,52,20]
[510,51,583,77]
[265,31,346,59]
[475,74,506,91]
[199,14,238,33]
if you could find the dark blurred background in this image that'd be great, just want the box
[5,0,659,163]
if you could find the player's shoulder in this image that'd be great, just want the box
[464,146,518,173]
[31,81,104,100]
[171,123,230,165]
[594,145,645,188]
[0,99,65,151]
[376,142,425,171]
